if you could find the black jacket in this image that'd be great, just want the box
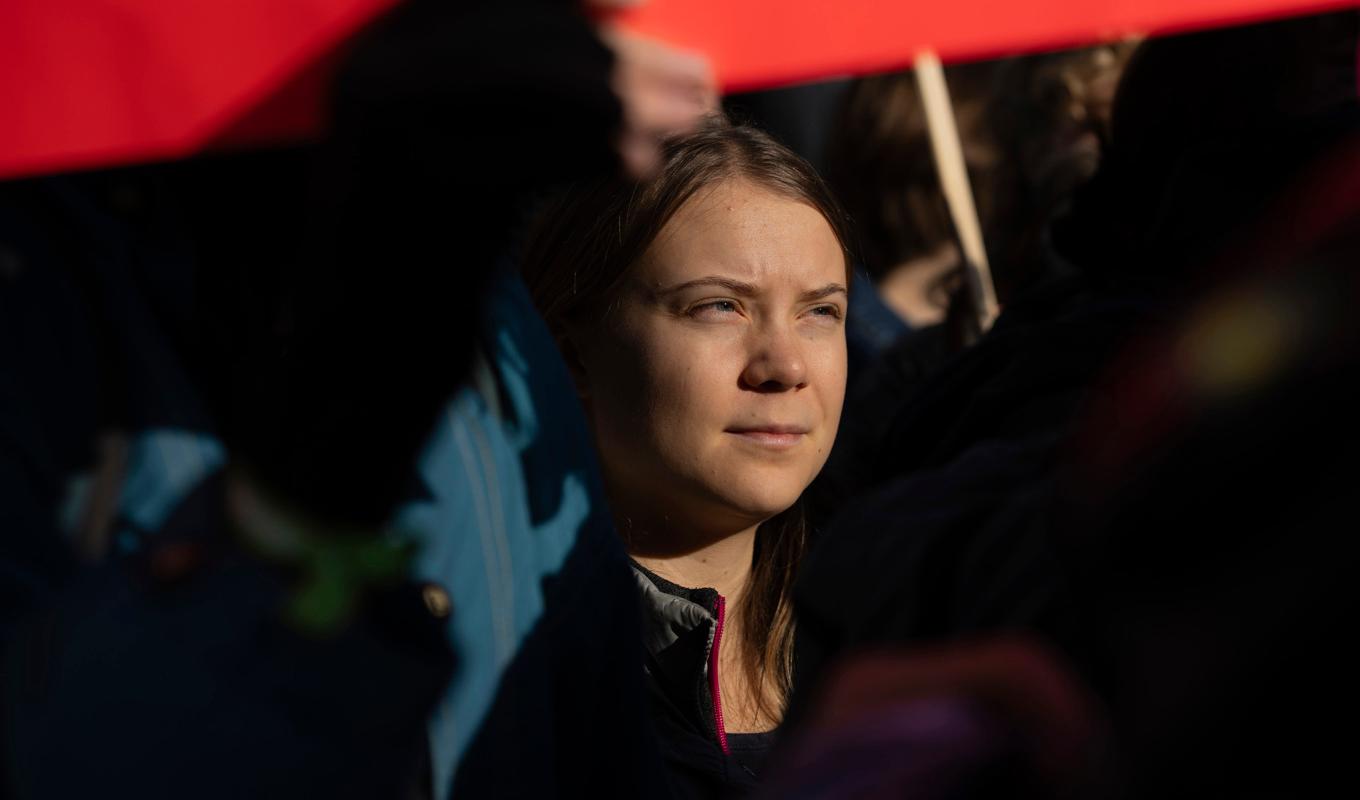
[633,564,776,799]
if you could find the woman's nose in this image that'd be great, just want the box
[739,328,808,392]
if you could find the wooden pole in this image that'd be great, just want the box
[914,51,1000,333]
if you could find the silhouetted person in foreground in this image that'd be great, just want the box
[1,0,714,797]
[785,13,1360,798]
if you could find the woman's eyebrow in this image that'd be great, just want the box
[654,278,847,301]
[800,283,848,301]
[656,276,760,296]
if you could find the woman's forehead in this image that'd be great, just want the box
[638,180,846,290]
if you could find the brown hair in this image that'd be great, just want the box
[824,65,1000,282]
[521,115,853,720]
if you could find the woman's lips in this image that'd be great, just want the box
[726,426,808,448]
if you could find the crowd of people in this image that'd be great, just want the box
[2,1,1357,798]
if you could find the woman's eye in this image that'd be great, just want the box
[689,300,740,319]
[808,304,844,320]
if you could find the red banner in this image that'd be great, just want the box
[0,0,396,180]
[612,0,1357,92]
[1,0,1354,180]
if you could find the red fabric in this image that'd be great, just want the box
[0,0,395,179]
[610,0,1357,92]
[1,0,1354,179]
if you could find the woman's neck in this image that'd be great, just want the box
[631,524,757,602]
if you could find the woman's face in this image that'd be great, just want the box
[571,179,848,537]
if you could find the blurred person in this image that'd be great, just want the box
[0,165,221,635]
[755,14,1356,799]
[788,6,1359,756]
[983,44,1134,298]
[257,7,717,792]
[1056,11,1358,283]
[1055,132,1360,797]
[824,64,997,332]
[758,638,1108,800]
[1072,250,1360,794]
[1,0,716,797]
[0,156,457,800]
[807,47,1131,528]
[824,47,1132,337]
[522,117,853,797]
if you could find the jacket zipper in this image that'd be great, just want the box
[708,593,731,755]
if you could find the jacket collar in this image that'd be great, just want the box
[631,562,722,744]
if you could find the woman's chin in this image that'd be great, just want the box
[707,486,802,526]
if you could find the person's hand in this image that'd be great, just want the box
[595,22,718,178]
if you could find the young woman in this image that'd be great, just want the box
[522,117,852,796]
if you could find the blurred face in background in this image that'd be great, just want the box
[569,178,848,539]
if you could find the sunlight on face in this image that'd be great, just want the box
[573,179,848,538]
